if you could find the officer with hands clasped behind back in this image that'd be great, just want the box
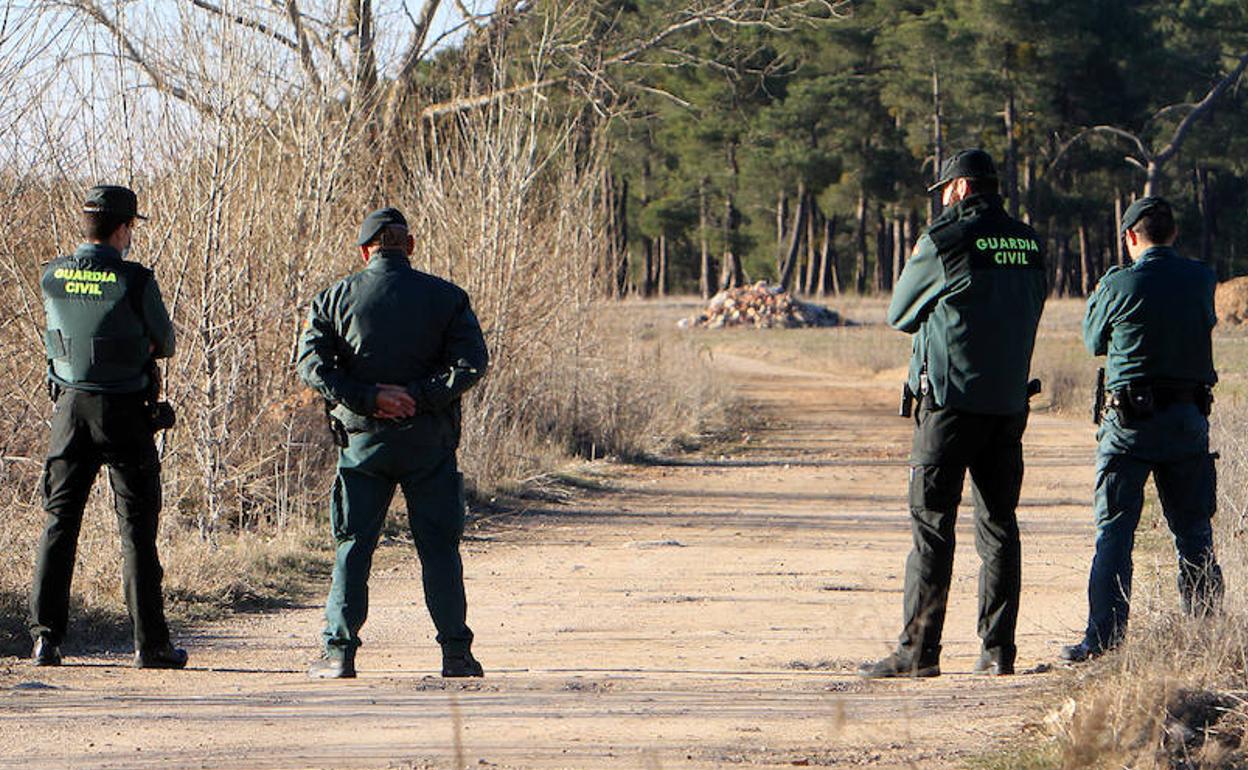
[1060,196,1223,663]
[859,149,1047,679]
[30,185,186,669]
[297,207,489,679]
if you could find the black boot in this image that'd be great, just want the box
[307,651,356,679]
[972,649,1015,676]
[31,637,62,667]
[857,649,940,679]
[1057,640,1104,664]
[442,650,484,678]
[135,643,188,669]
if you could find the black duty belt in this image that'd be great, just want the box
[1105,381,1213,421]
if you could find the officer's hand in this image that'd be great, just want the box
[374,384,416,420]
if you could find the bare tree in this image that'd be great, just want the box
[1051,52,1248,196]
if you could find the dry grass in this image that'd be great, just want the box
[1013,410,1248,770]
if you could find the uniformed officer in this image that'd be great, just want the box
[297,207,489,679]
[859,149,1047,678]
[1060,196,1223,663]
[30,185,187,669]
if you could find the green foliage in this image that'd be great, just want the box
[597,0,1248,295]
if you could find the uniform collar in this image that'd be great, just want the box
[365,249,411,271]
[73,243,122,261]
[934,192,1005,226]
[1135,245,1178,264]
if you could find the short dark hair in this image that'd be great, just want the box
[367,224,409,250]
[1130,208,1177,244]
[965,177,999,195]
[82,212,133,241]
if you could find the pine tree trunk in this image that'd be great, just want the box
[1078,223,1092,296]
[821,214,839,298]
[642,237,654,297]
[657,234,668,298]
[776,190,788,278]
[1196,166,1219,273]
[855,187,869,294]
[722,142,744,290]
[892,215,905,286]
[601,172,631,298]
[779,183,807,292]
[1114,192,1126,267]
[1003,89,1019,218]
[1055,232,1070,298]
[721,195,743,290]
[641,155,653,297]
[1145,160,1161,197]
[874,205,888,293]
[699,177,712,299]
[803,198,819,295]
[1023,156,1035,225]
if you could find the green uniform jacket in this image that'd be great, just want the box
[296,250,489,450]
[1083,246,1217,392]
[42,244,175,394]
[888,194,1047,415]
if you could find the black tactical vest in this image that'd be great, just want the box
[922,194,1048,413]
[42,246,152,393]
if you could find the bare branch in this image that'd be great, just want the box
[419,1,837,121]
[394,0,443,84]
[422,74,564,120]
[68,0,217,116]
[346,0,378,106]
[1047,125,1151,175]
[186,0,299,50]
[283,0,324,91]
[1154,51,1248,165]
[629,82,693,110]
[453,0,491,27]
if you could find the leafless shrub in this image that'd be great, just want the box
[0,0,738,642]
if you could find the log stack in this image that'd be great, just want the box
[678,282,848,329]
[1215,276,1248,326]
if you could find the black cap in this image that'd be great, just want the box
[928,149,998,192]
[356,207,408,246]
[1120,196,1170,234]
[83,185,147,220]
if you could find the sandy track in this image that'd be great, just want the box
[0,348,1098,769]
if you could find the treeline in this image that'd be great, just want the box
[592,0,1248,298]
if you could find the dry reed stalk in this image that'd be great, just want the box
[0,1,727,639]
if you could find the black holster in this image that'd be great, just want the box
[899,382,915,418]
[144,361,176,431]
[1092,368,1106,425]
[324,400,348,448]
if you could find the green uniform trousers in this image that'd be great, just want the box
[898,399,1029,664]
[30,390,172,652]
[1083,404,1222,650]
[322,426,473,657]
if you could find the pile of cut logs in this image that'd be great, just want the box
[678,282,847,329]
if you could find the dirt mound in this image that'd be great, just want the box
[1215,277,1248,325]
[678,281,849,329]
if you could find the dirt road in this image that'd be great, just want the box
[0,347,1098,769]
